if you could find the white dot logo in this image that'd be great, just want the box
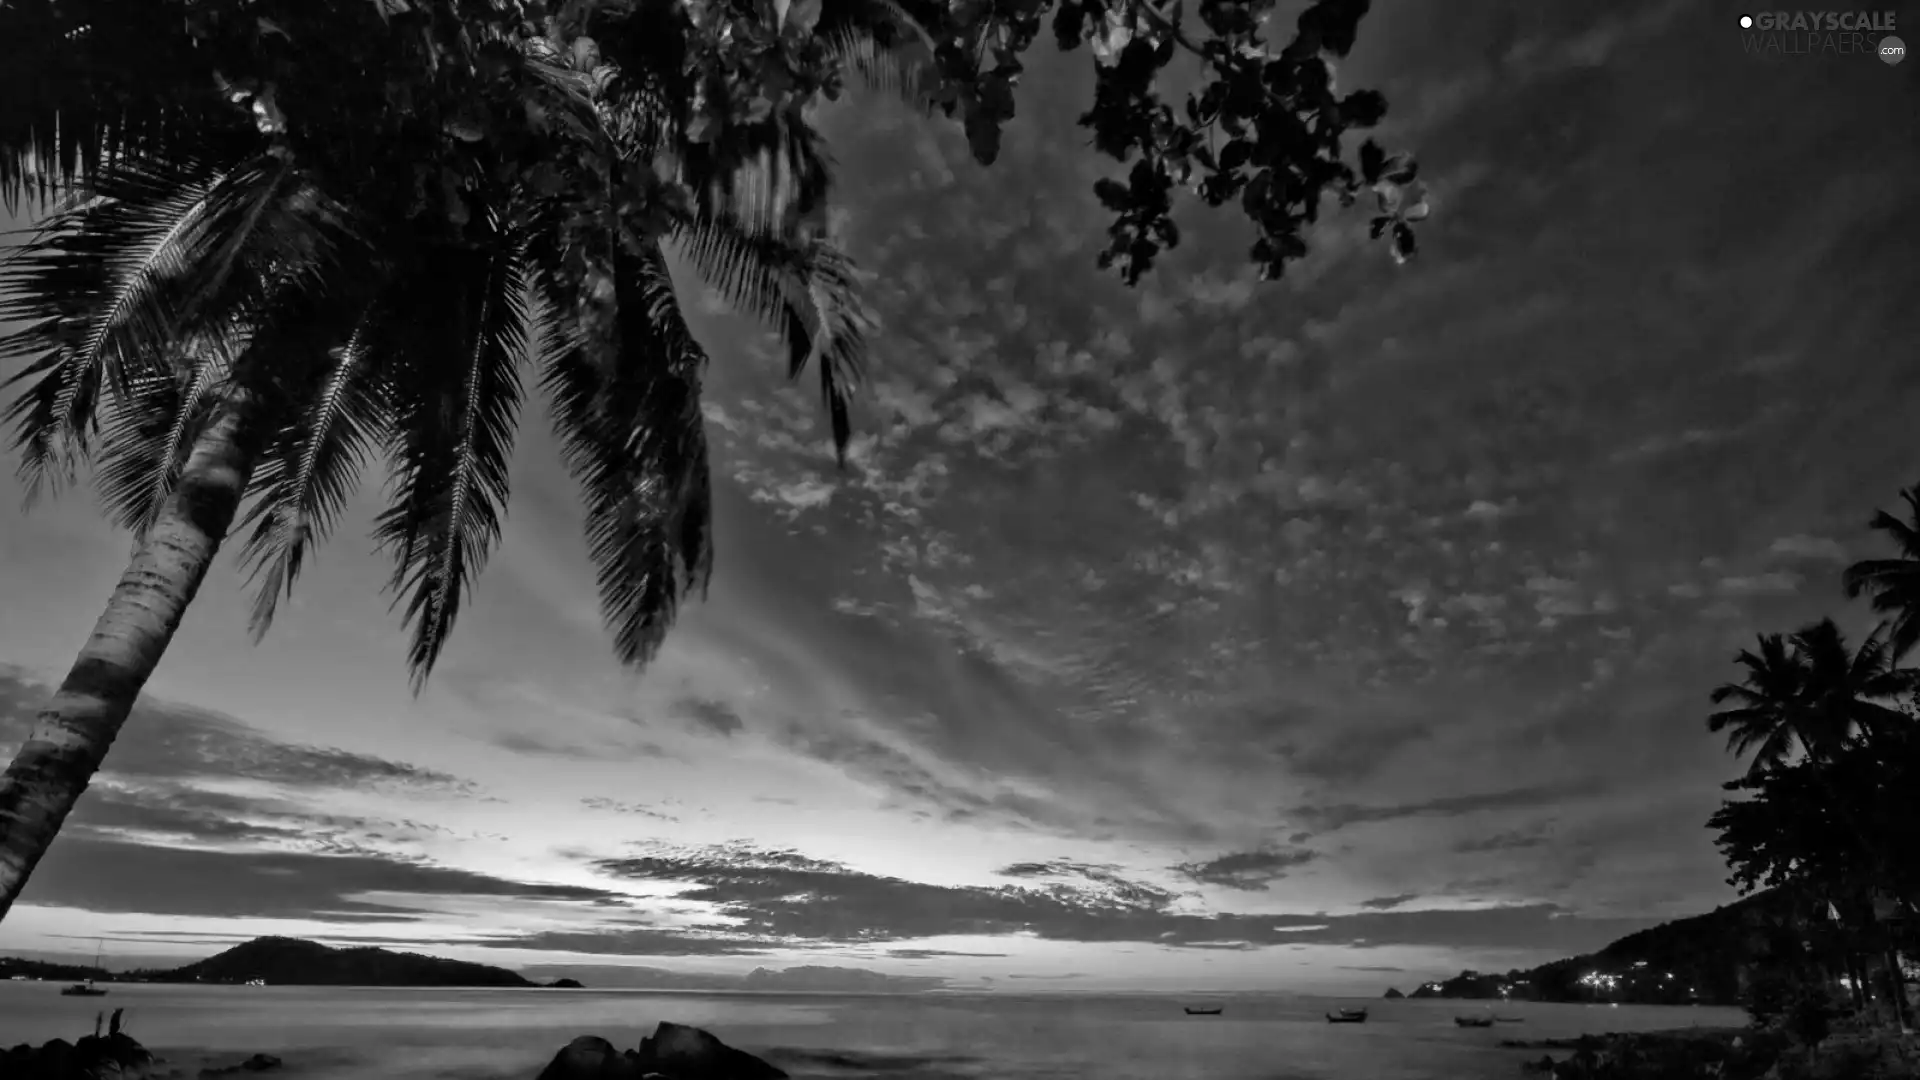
[1739,14,1753,28]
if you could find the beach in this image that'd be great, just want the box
[0,984,1748,1079]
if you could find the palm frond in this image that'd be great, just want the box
[239,310,393,641]
[2,350,97,503]
[1,152,353,504]
[1841,556,1920,599]
[0,157,230,498]
[0,0,236,211]
[536,242,714,670]
[372,232,528,690]
[91,342,233,534]
[820,0,943,110]
[671,220,873,462]
[671,116,836,240]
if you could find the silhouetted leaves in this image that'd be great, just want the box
[1037,0,1420,280]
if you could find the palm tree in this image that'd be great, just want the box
[0,0,920,918]
[1844,485,1920,664]
[1709,632,1821,774]
[1792,619,1916,751]
[1707,620,1912,776]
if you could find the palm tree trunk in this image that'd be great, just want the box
[0,396,257,921]
[1884,948,1911,1029]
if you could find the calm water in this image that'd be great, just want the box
[0,984,1747,1079]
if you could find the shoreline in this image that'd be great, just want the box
[1496,1025,1750,1050]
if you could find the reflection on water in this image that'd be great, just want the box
[0,985,1749,1080]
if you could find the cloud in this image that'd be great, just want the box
[1359,894,1420,911]
[19,836,624,921]
[1716,573,1801,597]
[580,797,680,823]
[57,778,437,856]
[673,698,746,738]
[480,926,781,957]
[1768,535,1848,563]
[0,667,475,796]
[574,843,1659,955]
[1290,782,1599,835]
[1171,848,1320,891]
[1454,828,1553,854]
[488,730,672,760]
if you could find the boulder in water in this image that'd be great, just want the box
[632,1023,787,1080]
[199,1051,283,1075]
[535,1036,644,1080]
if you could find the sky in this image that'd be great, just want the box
[2,0,1918,995]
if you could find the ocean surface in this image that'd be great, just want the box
[0,984,1748,1079]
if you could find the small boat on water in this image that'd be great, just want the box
[1326,1008,1368,1024]
[1454,1016,1495,1028]
[60,940,109,996]
[1183,1006,1223,1016]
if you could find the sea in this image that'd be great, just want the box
[0,985,1748,1079]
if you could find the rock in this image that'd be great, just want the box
[632,1023,787,1080]
[548,979,586,989]
[2,1028,164,1079]
[196,1051,282,1076]
[1383,987,1405,999]
[535,1036,643,1080]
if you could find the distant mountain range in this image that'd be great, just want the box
[1385,890,1797,1005]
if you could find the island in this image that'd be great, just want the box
[85,937,542,988]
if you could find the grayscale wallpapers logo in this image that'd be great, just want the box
[1736,10,1905,62]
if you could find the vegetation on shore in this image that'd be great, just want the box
[1394,889,1799,1006]
[1698,484,1920,1035]
[1456,483,1920,1076]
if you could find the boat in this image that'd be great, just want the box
[1454,1016,1495,1028]
[1326,1008,1368,1024]
[60,939,109,996]
[1183,1006,1223,1016]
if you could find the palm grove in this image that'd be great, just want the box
[1707,486,1920,1028]
[0,0,1425,916]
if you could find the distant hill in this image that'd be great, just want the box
[1405,890,1797,1006]
[518,963,950,993]
[133,937,535,988]
[0,956,103,982]
[740,965,946,993]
